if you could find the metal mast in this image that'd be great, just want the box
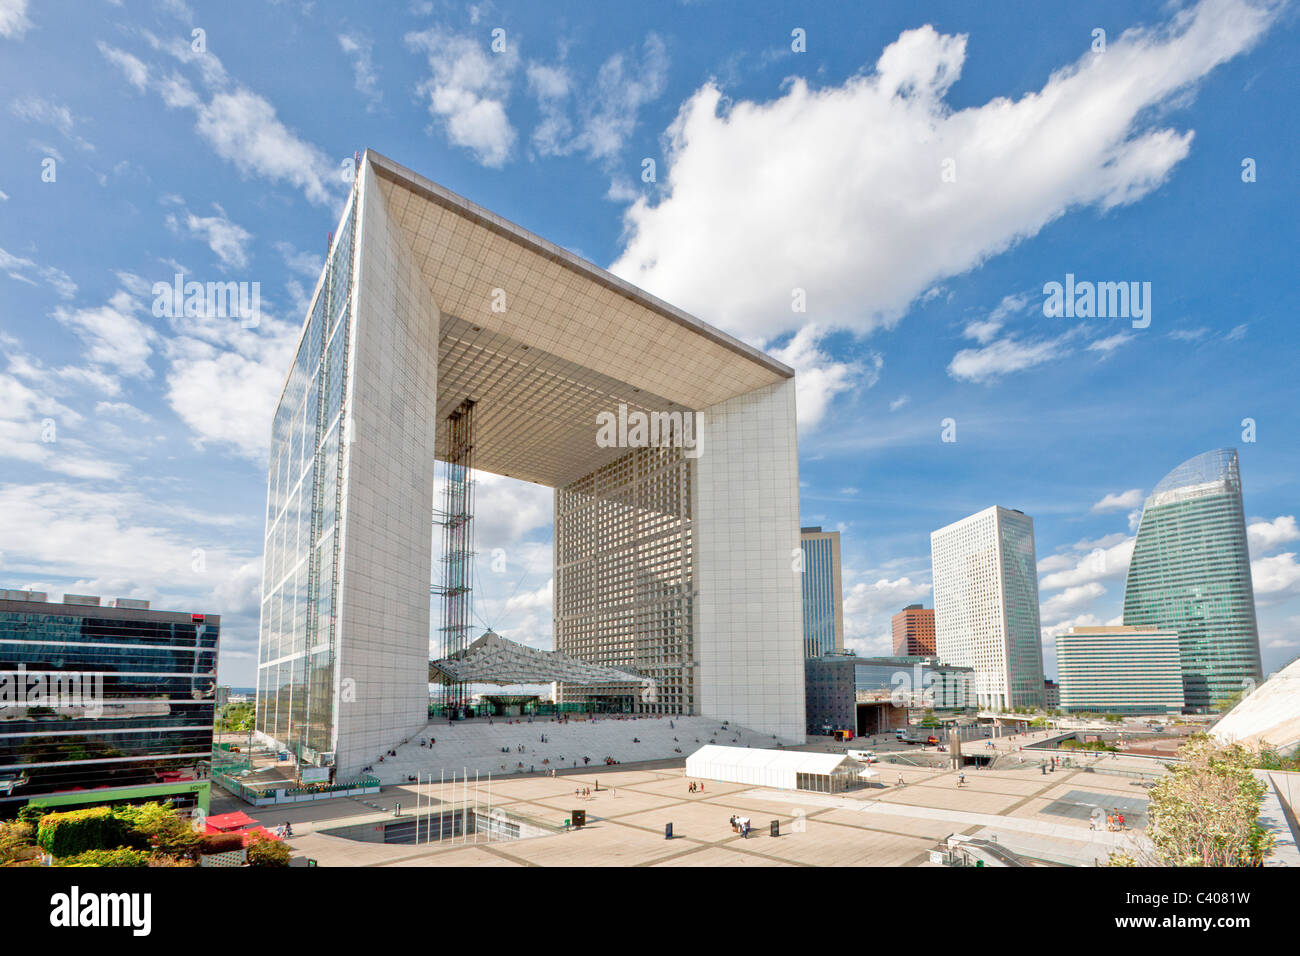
[432,399,476,713]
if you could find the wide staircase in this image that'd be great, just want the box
[366,714,787,784]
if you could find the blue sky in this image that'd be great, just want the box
[0,0,1297,688]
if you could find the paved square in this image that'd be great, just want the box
[256,758,1163,866]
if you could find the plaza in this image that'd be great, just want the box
[235,735,1163,868]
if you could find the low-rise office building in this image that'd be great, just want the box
[1055,625,1184,715]
[805,654,975,737]
[0,591,219,817]
[891,604,936,656]
[1044,679,1060,709]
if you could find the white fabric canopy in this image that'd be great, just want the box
[430,630,650,688]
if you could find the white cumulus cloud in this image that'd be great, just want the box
[1092,488,1144,513]
[1248,515,1300,554]
[407,27,519,168]
[610,0,1279,343]
[0,0,30,39]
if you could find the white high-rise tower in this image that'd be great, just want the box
[930,506,1045,710]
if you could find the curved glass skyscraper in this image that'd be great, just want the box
[1122,448,1262,712]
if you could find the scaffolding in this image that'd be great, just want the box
[432,399,477,712]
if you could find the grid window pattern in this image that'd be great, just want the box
[801,530,844,658]
[256,192,356,758]
[435,313,688,487]
[693,381,805,740]
[931,507,1045,710]
[554,445,694,716]
[1056,627,1185,714]
[891,606,936,656]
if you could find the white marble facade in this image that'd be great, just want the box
[330,162,441,775]
[694,379,806,742]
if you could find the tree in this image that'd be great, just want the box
[1143,738,1275,867]
[245,832,290,867]
[114,802,203,859]
[1212,688,1248,714]
[216,701,256,734]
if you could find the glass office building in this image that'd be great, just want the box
[805,655,975,736]
[801,527,844,658]
[1122,449,1263,712]
[0,592,218,818]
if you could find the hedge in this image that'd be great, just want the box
[60,847,150,867]
[36,806,144,858]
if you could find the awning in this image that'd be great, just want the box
[430,630,651,689]
[240,825,281,845]
[205,811,258,833]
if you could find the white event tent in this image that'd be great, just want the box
[685,745,869,793]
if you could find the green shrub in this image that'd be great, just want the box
[16,804,47,826]
[245,832,290,867]
[36,806,143,858]
[60,847,150,867]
